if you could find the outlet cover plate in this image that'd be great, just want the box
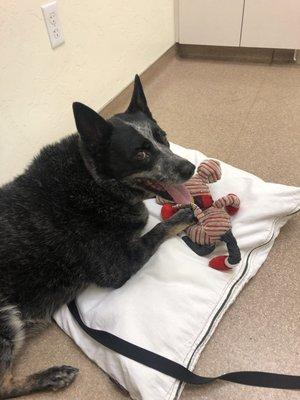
[41,1,64,49]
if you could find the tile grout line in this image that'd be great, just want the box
[233,74,268,153]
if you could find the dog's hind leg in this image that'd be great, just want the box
[0,301,78,399]
[0,365,79,399]
[0,300,25,398]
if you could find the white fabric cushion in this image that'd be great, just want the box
[54,143,300,400]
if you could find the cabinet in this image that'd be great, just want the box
[241,0,300,49]
[178,0,300,49]
[178,0,244,47]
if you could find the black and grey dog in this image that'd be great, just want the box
[0,75,195,398]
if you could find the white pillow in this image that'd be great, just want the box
[54,143,300,400]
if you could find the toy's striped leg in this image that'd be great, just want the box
[181,236,215,256]
[209,230,241,271]
[221,230,241,265]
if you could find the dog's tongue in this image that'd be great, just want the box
[164,184,192,204]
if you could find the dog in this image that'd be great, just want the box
[0,75,195,398]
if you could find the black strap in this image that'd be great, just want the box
[68,300,300,390]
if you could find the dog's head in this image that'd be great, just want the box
[73,75,195,203]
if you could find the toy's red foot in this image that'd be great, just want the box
[225,205,239,216]
[161,204,178,220]
[209,256,231,271]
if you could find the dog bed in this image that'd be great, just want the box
[54,142,300,400]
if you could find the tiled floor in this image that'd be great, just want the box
[15,53,300,399]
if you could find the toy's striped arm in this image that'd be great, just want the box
[213,193,240,209]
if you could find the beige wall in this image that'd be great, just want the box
[0,0,175,184]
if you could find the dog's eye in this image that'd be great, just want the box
[135,151,149,161]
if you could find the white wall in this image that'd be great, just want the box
[0,0,175,184]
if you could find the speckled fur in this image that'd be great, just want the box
[0,76,195,398]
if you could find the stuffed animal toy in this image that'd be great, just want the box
[157,159,241,271]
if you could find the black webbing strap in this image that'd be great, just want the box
[68,300,300,390]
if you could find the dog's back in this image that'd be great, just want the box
[0,134,117,322]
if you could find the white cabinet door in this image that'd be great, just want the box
[178,0,244,46]
[241,0,300,49]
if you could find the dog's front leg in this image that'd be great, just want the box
[133,207,195,260]
[89,207,195,288]
[109,207,195,288]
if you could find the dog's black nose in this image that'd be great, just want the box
[180,161,195,180]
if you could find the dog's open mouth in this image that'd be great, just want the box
[136,179,192,204]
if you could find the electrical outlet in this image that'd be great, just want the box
[41,1,64,49]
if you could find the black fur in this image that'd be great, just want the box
[0,75,195,398]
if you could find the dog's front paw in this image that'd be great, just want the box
[173,207,196,224]
[165,207,196,236]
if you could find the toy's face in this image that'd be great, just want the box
[73,76,195,202]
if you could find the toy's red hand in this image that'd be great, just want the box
[225,205,239,215]
[225,193,240,215]
[161,204,178,220]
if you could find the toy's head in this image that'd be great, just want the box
[197,159,221,184]
[72,75,195,202]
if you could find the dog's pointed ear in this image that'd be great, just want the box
[126,75,153,119]
[73,102,111,150]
